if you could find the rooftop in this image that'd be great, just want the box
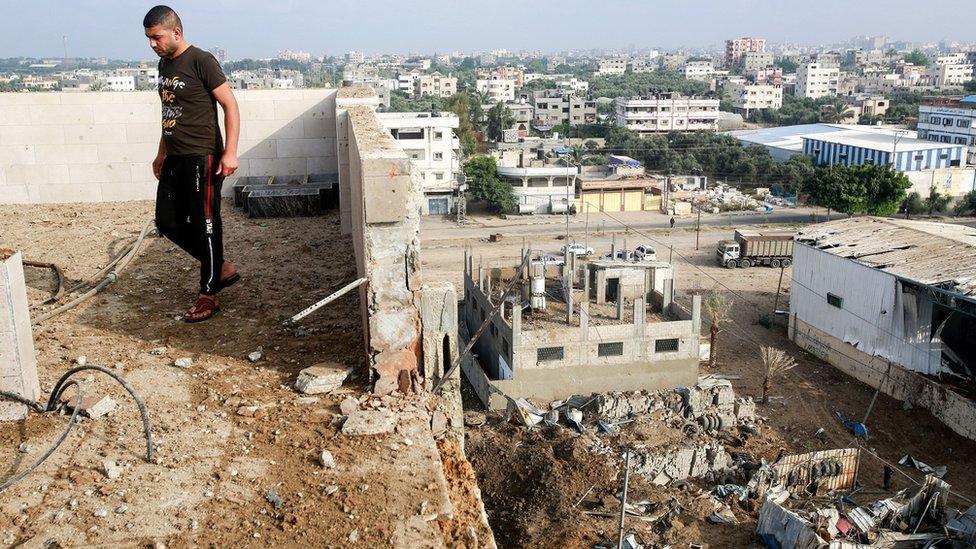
[796,217,976,298]
[726,124,914,155]
[802,130,966,153]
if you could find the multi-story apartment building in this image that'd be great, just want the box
[629,59,657,73]
[795,63,840,99]
[414,72,457,98]
[528,90,597,127]
[597,57,628,75]
[478,66,524,88]
[345,51,365,64]
[476,76,516,103]
[917,96,976,164]
[660,53,688,71]
[683,61,716,81]
[813,51,842,68]
[927,63,974,87]
[103,75,135,92]
[614,92,720,135]
[377,112,461,215]
[725,83,783,116]
[397,70,421,96]
[725,37,765,67]
[554,76,589,94]
[745,67,784,85]
[740,51,774,71]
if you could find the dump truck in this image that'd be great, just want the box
[715,230,794,269]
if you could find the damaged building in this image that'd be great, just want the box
[460,249,701,409]
[789,217,976,441]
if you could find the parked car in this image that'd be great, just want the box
[530,253,565,267]
[561,243,595,256]
[634,244,657,261]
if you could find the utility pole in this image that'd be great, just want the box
[695,204,701,251]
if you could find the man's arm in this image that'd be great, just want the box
[212,82,239,177]
[153,136,166,180]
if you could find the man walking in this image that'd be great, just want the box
[144,6,240,322]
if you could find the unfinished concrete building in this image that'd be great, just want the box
[461,250,701,408]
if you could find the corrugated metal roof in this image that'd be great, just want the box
[796,217,976,297]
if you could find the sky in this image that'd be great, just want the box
[3,0,975,60]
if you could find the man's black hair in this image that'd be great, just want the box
[143,5,182,30]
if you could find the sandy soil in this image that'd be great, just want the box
[420,214,976,549]
[0,201,466,547]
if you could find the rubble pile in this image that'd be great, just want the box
[675,183,766,213]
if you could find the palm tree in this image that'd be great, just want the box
[820,101,855,124]
[569,145,586,165]
[760,346,797,404]
[704,290,733,369]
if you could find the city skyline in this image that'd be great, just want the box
[2,0,976,60]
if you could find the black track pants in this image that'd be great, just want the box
[155,154,224,296]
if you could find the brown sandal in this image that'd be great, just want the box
[184,295,220,323]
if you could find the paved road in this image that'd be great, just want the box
[421,208,838,242]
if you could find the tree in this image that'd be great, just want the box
[485,102,515,142]
[775,58,799,73]
[902,192,924,219]
[759,346,796,404]
[965,80,976,93]
[463,155,516,213]
[924,185,951,215]
[704,290,733,369]
[804,164,911,217]
[902,49,930,67]
[953,190,976,216]
[569,145,586,165]
[445,93,478,155]
[819,101,855,124]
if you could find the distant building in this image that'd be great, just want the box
[917,96,976,164]
[478,66,524,88]
[397,70,421,96]
[414,72,457,98]
[683,60,716,81]
[476,76,516,103]
[795,63,840,99]
[103,75,135,92]
[659,53,688,71]
[494,151,578,214]
[529,90,597,128]
[615,92,720,135]
[597,57,628,75]
[345,51,365,64]
[927,63,974,88]
[725,37,766,67]
[812,51,842,68]
[740,51,774,71]
[278,50,312,62]
[725,83,783,117]
[629,59,657,74]
[208,46,227,63]
[802,131,966,172]
[578,159,657,213]
[554,76,589,94]
[377,112,460,215]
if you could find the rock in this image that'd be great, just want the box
[17,442,30,453]
[93,509,108,518]
[339,397,359,416]
[319,450,336,469]
[265,489,283,510]
[463,411,486,428]
[348,530,359,543]
[324,485,339,496]
[101,460,122,480]
[430,410,448,436]
[75,355,87,366]
[294,363,351,395]
[173,358,193,369]
[237,405,259,417]
[115,505,128,514]
[61,393,117,419]
[341,410,397,436]
[247,350,263,363]
[150,347,167,356]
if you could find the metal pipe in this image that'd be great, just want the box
[617,449,632,549]
[284,277,368,325]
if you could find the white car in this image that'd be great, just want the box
[530,253,565,267]
[634,245,657,261]
[561,243,595,256]
[600,250,635,261]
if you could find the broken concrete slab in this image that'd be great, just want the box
[0,251,40,421]
[294,363,351,395]
[341,410,398,436]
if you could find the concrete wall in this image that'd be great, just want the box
[790,316,976,442]
[0,253,40,420]
[0,89,338,204]
[341,89,424,394]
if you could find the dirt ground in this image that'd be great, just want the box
[419,214,976,549]
[0,201,478,547]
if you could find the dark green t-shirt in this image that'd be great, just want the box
[157,45,227,156]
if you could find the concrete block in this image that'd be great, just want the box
[0,185,30,204]
[95,142,156,163]
[238,100,277,121]
[0,125,65,146]
[34,183,104,203]
[294,363,351,394]
[29,103,94,125]
[307,156,338,175]
[127,162,155,184]
[276,138,330,158]
[0,145,34,164]
[301,89,337,101]
[0,93,60,106]
[34,144,99,165]
[243,118,304,140]
[275,98,332,121]
[0,105,31,125]
[123,122,161,144]
[63,124,127,144]
[341,410,398,436]
[0,252,40,421]
[92,102,157,124]
[237,139,277,159]
[304,115,336,139]
[100,180,157,202]
[68,162,132,184]
[6,164,70,186]
[363,173,410,223]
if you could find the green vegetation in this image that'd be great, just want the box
[549,123,610,139]
[902,192,924,218]
[902,49,930,67]
[463,155,516,213]
[445,93,482,155]
[485,102,515,142]
[924,185,952,215]
[804,164,911,216]
[953,190,976,216]
[775,58,799,73]
[588,70,711,99]
[965,80,976,93]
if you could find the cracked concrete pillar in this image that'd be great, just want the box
[582,267,590,326]
[1,253,39,421]
[662,278,674,313]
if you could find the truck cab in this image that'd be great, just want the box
[716,240,741,268]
